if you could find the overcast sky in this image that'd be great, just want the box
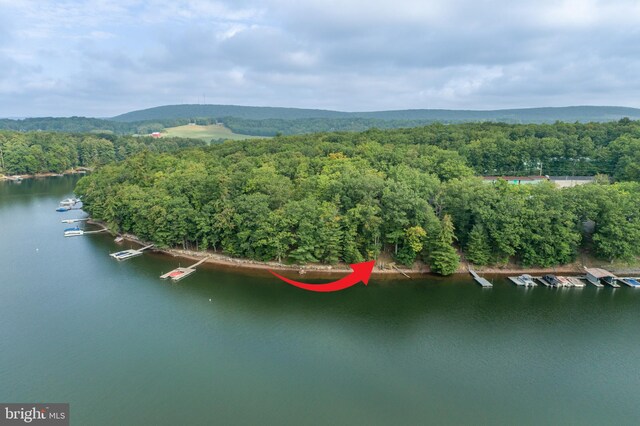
[1,0,639,117]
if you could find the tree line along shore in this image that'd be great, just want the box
[56,120,640,275]
[0,130,206,175]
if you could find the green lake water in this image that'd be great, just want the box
[1,176,640,425]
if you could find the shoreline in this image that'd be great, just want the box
[1,169,88,181]
[87,220,640,278]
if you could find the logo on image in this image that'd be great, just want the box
[1,404,68,425]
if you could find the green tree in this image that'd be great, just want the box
[466,223,491,265]
[429,214,460,275]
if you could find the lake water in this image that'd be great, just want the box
[1,176,640,425]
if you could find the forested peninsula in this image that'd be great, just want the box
[0,130,206,175]
[75,121,640,274]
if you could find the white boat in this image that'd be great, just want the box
[64,227,84,237]
[61,218,89,224]
[620,278,640,288]
[508,274,537,287]
[59,198,80,207]
[557,276,571,287]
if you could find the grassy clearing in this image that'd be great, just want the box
[162,124,264,141]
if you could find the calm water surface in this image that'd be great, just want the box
[1,176,640,425]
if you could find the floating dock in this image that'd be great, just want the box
[61,218,89,224]
[110,244,153,261]
[536,276,552,287]
[508,274,537,287]
[566,277,586,287]
[619,278,640,288]
[160,257,210,282]
[584,267,619,288]
[63,228,106,237]
[469,267,492,288]
[64,227,84,237]
[59,198,80,207]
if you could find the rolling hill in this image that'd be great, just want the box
[3,105,640,138]
[111,104,640,123]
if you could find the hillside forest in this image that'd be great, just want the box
[72,120,640,273]
[0,130,206,175]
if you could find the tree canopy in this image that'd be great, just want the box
[75,126,640,274]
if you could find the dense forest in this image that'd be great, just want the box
[75,123,640,273]
[0,130,206,175]
[298,120,640,180]
[220,117,436,136]
[12,118,633,180]
[0,117,197,135]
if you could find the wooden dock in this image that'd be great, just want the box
[618,277,640,288]
[160,257,210,282]
[392,265,411,278]
[82,229,107,235]
[110,244,153,261]
[63,228,107,237]
[566,277,586,288]
[469,267,492,288]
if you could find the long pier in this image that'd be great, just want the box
[64,228,107,237]
[83,229,108,235]
[160,257,210,282]
[469,267,493,288]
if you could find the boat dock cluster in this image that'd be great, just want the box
[56,196,210,282]
[56,195,638,287]
[471,267,640,289]
[108,240,210,281]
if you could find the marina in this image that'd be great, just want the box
[110,245,154,261]
[160,257,210,282]
[535,275,588,288]
[469,267,493,288]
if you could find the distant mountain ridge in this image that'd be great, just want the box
[3,105,640,137]
[112,104,640,123]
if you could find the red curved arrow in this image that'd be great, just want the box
[269,260,375,292]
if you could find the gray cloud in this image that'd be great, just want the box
[0,0,640,116]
